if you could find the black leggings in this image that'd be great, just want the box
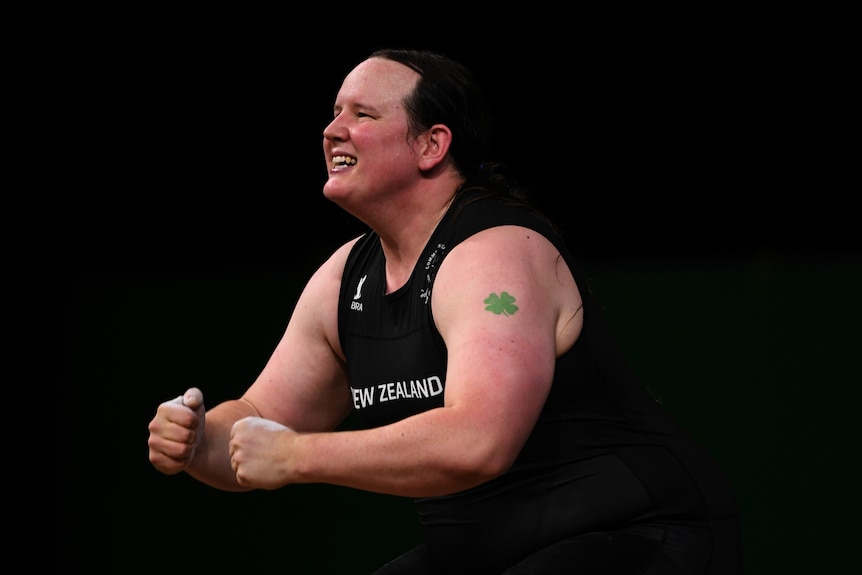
[372,521,742,574]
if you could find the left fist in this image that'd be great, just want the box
[229,416,295,489]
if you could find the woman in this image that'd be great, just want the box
[148,48,742,573]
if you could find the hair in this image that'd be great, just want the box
[368,48,493,178]
[367,48,541,213]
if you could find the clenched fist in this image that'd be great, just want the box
[230,416,296,490]
[148,388,206,474]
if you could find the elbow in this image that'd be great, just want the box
[483,447,518,479]
[479,442,518,478]
[448,440,517,486]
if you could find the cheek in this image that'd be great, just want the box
[363,138,410,167]
[358,124,408,153]
[377,151,416,181]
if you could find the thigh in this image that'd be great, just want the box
[371,545,439,575]
[502,530,687,575]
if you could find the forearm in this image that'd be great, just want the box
[288,406,511,498]
[187,399,259,492]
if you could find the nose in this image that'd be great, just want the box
[323,115,346,142]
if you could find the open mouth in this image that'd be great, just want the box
[332,155,357,169]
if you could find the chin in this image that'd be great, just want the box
[322,183,353,205]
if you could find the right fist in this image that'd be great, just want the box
[147,387,206,475]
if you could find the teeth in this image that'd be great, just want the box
[332,155,357,168]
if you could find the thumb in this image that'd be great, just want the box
[182,387,205,456]
[182,387,204,410]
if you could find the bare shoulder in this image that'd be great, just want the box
[437,225,570,286]
[242,236,365,430]
[433,225,582,352]
[290,234,364,353]
[314,235,364,282]
[297,235,364,301]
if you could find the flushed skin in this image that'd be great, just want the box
[148,50,742,573]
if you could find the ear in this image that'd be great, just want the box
[416,124,453,172]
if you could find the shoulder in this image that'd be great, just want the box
[445,191,560,250]
[433,225,570,315]
[287,235,365,360]
[432,225,583,355]
[301,235,365,301]
[318,235,365,276]
[444,225,562,273]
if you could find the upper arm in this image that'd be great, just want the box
[242,239,359,432]
[432,226,582,461]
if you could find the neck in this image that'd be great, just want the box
[375,190,458,293]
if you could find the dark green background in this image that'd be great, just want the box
[59,258,860,573]
[52,22,858,574]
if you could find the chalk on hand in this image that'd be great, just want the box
[182,388,204,409]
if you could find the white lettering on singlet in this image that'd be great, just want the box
[350,375,443,410]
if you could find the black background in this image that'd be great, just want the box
[51,22,856,275]
[52,17,858,574]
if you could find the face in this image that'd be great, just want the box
[322,57,421,207]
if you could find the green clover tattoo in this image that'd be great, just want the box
[484,292,518,316]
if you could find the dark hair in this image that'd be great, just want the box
[368,48,494,178]
[368,48,560,240]
[368,48,554,228]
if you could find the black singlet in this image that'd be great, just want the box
[338,190,742,574]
